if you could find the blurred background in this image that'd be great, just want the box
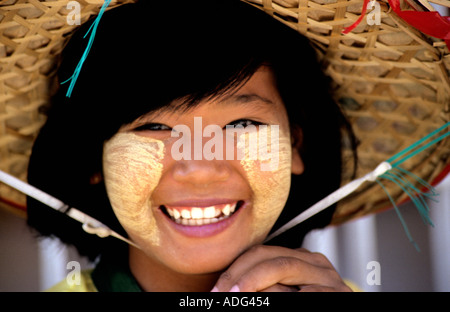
[1,174,448,292]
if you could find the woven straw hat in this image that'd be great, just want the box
[0,0,133,217]
[0,0,449,226]
[242,0,450,224]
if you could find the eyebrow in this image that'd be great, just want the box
[221,93,275,106]
[139,93,276,121]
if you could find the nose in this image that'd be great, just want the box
[168,117,235,186]
[171,158,231,186]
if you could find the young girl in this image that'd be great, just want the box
[27,0,356,292]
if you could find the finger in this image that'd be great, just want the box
[239,246,335,269]
[213,245,275,291]
[300,284,352,292]
[294,248,335,269]
[213,245,336,291]
[260,284,299,292]
[233,256,341,292]
[299,285,336,292]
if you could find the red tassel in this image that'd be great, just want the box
[389,0,450,49]
[342,0,450,50]
[343,0,370,34]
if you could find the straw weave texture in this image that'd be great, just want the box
[243,0,450,223]
[0,0,134,216]
[0,0,449,224]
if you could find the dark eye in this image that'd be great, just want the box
[226,119,263,128]
[133,123,172,132]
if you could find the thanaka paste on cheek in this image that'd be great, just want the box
[103,132,165,246]
[238,126,292,241]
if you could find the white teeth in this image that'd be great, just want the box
[165,202,240,225]
[191,207,203,219]
[222,204,231,216]
[181,209,191,219]
[203,206,216,218]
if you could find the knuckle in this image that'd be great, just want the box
[272,256,292,270]
[248,244,267,255]
[310,252,332,267]
[326,267,341,280]
[220,270,233,281]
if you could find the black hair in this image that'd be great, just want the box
[27,0,356,260]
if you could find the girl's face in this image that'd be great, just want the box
[102,67,304,276]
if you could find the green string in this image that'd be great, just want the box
[387,122,450,166]
[381,171,434,226]
[376,179,421,252]
[387,169,434,205]
[393,167,438,200]
[375,122,449,250]
[61,0,112,97]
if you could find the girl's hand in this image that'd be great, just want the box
[211,245,352,292]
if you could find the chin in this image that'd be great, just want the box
[139,236,255,276]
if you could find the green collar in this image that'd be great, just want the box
[91,252,142,292]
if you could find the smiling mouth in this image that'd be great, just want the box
[161,200,244,226]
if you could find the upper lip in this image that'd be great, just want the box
[162,198,240,208]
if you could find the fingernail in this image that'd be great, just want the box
[210,286,219,292]
[229,285,240,292]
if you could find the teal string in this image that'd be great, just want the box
[391,131,450,168]
[393,167,438,200]
[387,122,450,165]
[376,179,421,252]
[374,122,449,250]
[388,169,435,204]
[381,171,434,226]
[61,0,112,97]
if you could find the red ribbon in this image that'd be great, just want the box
[342,0,371,34]
[342,0,450,49]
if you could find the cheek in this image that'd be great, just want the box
[239,127,292,240]
[103,132,165,246]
